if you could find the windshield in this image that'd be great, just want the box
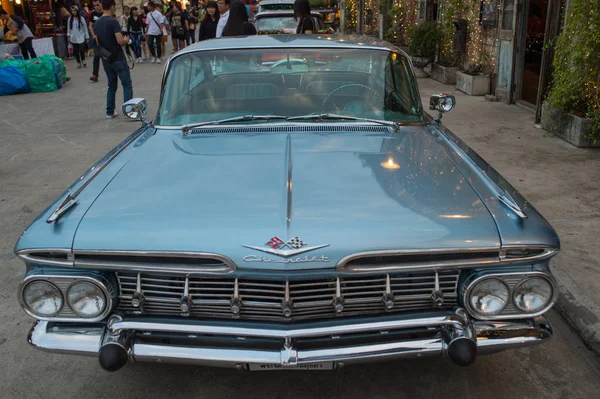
[256,16,303,33]
[156,48,423,126]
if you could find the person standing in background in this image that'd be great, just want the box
[128,7,145,63]
[141,6,149,60]
[94,0,133,119]
[222,0,255,37]
[187,2,198,44]
[0,10,37,59]
[145,2,165,63]
[88,0,103,82]
[119,6,132,59]
[198,1,218,41]
[215,0,229,38]
[67,5,90,68]
[160,8,169,60]
[293,0,314,34]
[170,2,189,52]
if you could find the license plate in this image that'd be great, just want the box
[248,362,334,371]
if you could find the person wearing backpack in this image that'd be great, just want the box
[145,2,165,63]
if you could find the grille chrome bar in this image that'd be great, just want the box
[116,270,460,322]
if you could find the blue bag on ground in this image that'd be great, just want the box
[0,58,27,74]
[41,54,67,87]
[24,58,58,92]
[0,66,31,96]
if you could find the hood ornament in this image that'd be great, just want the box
[243,236,329,258]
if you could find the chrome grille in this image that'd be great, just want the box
[116,271,460,322]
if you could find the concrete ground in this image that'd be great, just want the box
[1,52,599,398]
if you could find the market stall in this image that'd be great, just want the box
[2,37,55,57]
[0,0,63,58]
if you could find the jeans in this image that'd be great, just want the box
[91,39,100,76]
[101,59,133,116]
[147,34,161,58]
[19,37,37,60]
[72,42,86,64]
[130,32,143,59]
[186,29,195,45]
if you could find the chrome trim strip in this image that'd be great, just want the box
[18,273,114,323]
[336,246,559,273]
[285,134,293,229]
[462,271,559,320]
[17,249,237,274]
[16,248,74,267]
[45,128,147,223]
[109,312,469,339]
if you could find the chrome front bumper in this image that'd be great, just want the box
[28,309,552,371]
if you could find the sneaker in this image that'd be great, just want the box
[83,62,87,68]
[77,63,82,69]
[151,57,156,63]
[161,57,166,62]
[90,75,98,82]
[106,112,118,119]
[138,58,143,63]
[156,58,162,64]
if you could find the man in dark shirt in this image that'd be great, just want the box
[94,0,133,119]
[88,0,104,82]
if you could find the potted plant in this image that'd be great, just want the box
[430,53,459,85]
[407,21,442,78]
[540,0,599,147]
[456,63,490,96]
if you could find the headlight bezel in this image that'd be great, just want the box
[18,274,113,322]
[463,271,558,320]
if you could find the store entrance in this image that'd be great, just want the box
[518,0,548,105]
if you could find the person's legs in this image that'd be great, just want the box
[114,60,133,104]
[179,38,185,50]
[19,41,30,60]
[147,35,156,58]
[160,36,165,58]
[102,59,119,116]
[73,43,82,64]
[131,33,142,59]
[27,38,37,59]
[190,29,195,43]
[80,43,86,65]
[171,35,178,52]
[92,40,100,80]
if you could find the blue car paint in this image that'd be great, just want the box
[65,127,500,270]
[14,36,559,272]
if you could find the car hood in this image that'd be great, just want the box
[72,126,500,270]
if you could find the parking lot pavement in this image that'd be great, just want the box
[1,58,600,398]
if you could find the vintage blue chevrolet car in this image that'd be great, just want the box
[16,35,560,372]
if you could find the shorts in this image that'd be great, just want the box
[171,32,186,40]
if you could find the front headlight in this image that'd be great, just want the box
[513,277,553,313]
[23,281,64,317]
[67,281,107,318]
[469,278,509,315]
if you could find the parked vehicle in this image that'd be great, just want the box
[17,35,559,372]
[257,0,294,13]
[254,11,325,34]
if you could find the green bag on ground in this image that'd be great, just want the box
[0,58,27,75]
[24,58,57,93]
[41,54,67,83]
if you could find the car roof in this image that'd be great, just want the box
[176,35,399,54]
[254,11,323,18]
[259,0,294,5]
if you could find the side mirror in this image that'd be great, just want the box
[429,94,456,122]
[122,98,149,125]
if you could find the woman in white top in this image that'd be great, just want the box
[67,6,90,68]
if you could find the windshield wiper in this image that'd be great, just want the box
[182,115,288,134]
[286,113,400,131]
